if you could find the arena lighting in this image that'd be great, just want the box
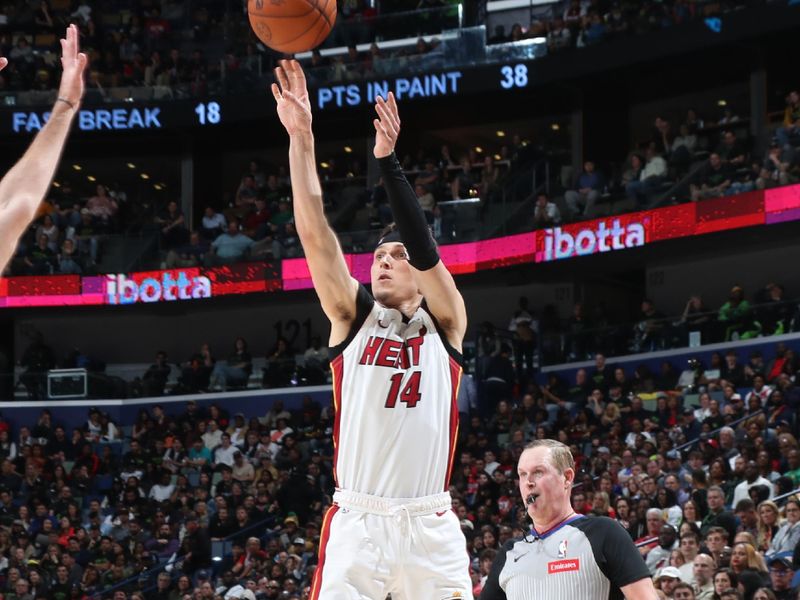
[72,164,81,171]
[551,123,560,131]
[496,130,505,137]
[474,146,483,153]
[2,184,800,308]
[343,146,352,153]
[140,173,150,180]
[494,154,502,160]
[126,162,136,169]
[320,161,330,169]
[717,99,728,107]
[87,175,96,182]
[52,181,60,188]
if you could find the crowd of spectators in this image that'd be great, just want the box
[555,92,800,223]
[0,0,784,99]
[1,181,135,277]
[488,0,777,51]
[0,1,229,98]
[476,281,800,369]
[5,324,800,599]
[160,135,524,269]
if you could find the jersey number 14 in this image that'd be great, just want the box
[385,372,422,408]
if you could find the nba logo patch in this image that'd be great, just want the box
[557,539,568,558]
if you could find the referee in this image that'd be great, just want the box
[480,440,657,600]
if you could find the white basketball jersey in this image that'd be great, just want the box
[330,287,462,499]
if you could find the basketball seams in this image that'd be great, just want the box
[273,6,324,48]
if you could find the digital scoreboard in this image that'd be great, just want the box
[0,61,537,135]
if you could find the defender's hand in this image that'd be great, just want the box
[56,24,88,110]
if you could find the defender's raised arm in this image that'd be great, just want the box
[0,25,87,272]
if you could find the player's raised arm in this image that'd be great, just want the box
[373,93,467,351]
[0,25,87,272]
[272,60,358,343]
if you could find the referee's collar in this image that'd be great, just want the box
[530,514,585,540]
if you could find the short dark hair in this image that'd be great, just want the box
[673,582,695,597]
[680,531,700,543]
[706,526,729,542]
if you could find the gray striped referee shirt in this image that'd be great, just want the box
[481,515,650,600]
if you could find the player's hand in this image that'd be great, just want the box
[56,24,88,110]
[272,59,312,137]
[373,92,400,159]
[0,57,7,72]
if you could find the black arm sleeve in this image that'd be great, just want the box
[584,517,651,590]
[480,542,509,600]
[377,152,440,271]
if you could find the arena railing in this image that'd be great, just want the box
[773,487,800,505]
[532,297,800,368]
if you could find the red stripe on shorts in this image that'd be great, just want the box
[309,504,339,600]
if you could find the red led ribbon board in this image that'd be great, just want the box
[1,184,798,308]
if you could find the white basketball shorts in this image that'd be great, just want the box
[309,489,473,600]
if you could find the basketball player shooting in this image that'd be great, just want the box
[272,59,472,599]
[0,25,87,272]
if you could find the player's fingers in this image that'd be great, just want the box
[373,118,386,136]
[387,92,400,122]
[375,103,397,137]
[271,83,282,102]
[277,61,289,90]
[377,96,399,130]
[290,60,307,88]
[67,24,76,57]
[274,66,290,93]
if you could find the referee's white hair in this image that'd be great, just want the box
[524,439,575,475]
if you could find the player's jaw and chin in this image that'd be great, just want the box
[371,244,420,308]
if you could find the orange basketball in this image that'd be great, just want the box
[248,0,336,54]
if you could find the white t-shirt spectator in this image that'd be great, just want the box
[640,156,667,180]
[149,481,175,502]
[214,445,238,467]
[202,429,223,451]
[229,427,247,448]
[203,212,226,231]
[732,476,774,508]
